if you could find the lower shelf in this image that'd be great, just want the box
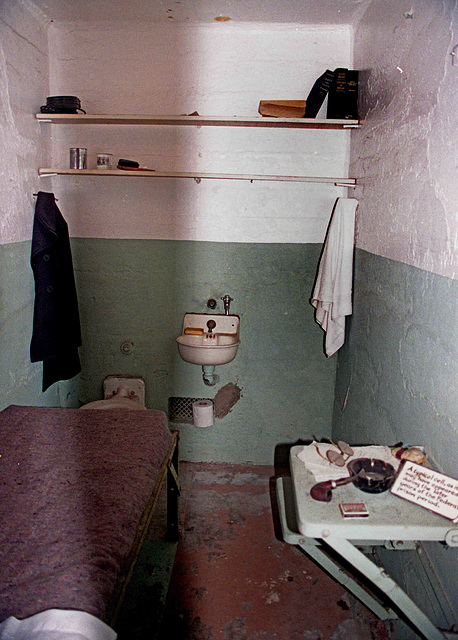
[38,168,356,187]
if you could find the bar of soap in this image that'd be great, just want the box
[184,327,204,335]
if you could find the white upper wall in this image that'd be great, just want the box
[48,22,350,118]
[0,1,50,245]
[30,0,373,27]
[42,21,353,243]
[352,0,457,279]
[5,0,456,264]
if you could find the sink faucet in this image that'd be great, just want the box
[221,295,233,315]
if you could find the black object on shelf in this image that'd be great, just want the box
[40,96,86,114]
[304,69,335,118]
[327,69,359,120]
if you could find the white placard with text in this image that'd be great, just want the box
[391,461,458,522]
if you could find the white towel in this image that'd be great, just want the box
[311,198,357,356]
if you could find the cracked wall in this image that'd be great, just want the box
[351,0,457,279]
[0,2,61,408]
[332,1,458,635]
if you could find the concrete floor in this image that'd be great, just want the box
[158,462,389,640]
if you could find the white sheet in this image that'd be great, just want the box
[296,442,400,482]
[311,197,357,356]
[0,610,117,640]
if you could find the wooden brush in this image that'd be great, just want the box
[117,158,155,171]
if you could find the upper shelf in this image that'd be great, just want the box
[35,113,360,129]
[38,168,356,186]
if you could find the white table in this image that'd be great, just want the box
[276,445,458,640]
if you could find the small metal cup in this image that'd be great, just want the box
[96,153,112,169]
[70,147,87,169]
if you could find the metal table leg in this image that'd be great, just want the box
[324,537,446,640]
[276,477,397,620]
[276,476,449,639]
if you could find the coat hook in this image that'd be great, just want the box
[452,44,458,66]
[33,193,58,200]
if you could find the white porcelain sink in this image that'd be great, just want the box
[176,313,240,366]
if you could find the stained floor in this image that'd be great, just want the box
[117,462,389,640]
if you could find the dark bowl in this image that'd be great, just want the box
[347,458,396,494]
[40,96,84,114]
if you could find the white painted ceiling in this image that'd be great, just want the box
[30,0,374,25]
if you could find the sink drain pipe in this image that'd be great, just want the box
[202,365,219,386]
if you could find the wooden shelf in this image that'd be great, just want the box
[38,168,356,186]
[36,113,360,129]
[37,113,358,186]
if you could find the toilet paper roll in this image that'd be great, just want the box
[192,399,214,428]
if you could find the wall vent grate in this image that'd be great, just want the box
[168,397,205,423]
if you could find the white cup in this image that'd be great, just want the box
[96,153,113,169]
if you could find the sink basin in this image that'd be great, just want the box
[176,313,240,366]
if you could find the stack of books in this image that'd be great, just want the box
[257,68,359,120]
[304,68,359,119]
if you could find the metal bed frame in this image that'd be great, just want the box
[109,430,180,627]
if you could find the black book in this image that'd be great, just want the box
[304,69,335,118]
[327,68,359,119]
[346,69,359,119]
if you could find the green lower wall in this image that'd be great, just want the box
[332,248,458,635]
[333,249,457,476]
[71,238,336,465]
[1,238,336,464]
[0,241,60,409]
[2,239,457,630]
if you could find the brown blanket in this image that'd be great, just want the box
[0,405,172,623]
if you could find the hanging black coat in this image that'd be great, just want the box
[30,191,82,391]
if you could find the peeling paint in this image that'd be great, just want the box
[162,462,387,639]
[213,382,242,418]
[223,616,246,640]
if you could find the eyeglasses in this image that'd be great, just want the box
[315,440,354,467]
